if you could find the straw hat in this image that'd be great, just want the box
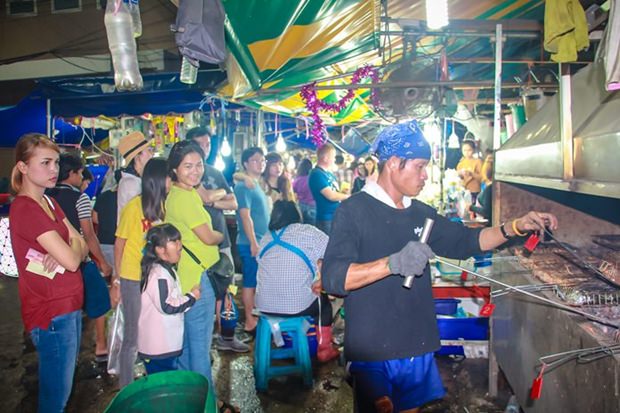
[118,131,149,164]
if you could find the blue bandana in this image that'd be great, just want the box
[371,120,431,162]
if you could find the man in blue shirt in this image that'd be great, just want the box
[308,143,349,234]
[234,147,270,334]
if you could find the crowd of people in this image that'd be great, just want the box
[8,122,557,413]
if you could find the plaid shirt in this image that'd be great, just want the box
[255,223,328,314]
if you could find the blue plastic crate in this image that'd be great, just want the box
[434,298,460,316]
[435,317,489,356]
[473,251,493,268]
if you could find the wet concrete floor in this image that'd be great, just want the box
[0,275,512,412]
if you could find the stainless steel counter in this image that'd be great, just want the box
[490,258,620,412]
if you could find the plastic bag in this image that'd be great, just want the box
[0,217,18,277]
[107,303,124,375]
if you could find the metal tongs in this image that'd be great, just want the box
[542,228,620,289]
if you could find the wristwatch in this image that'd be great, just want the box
[499,222,513,239]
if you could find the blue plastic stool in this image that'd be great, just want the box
[253,315,313,392]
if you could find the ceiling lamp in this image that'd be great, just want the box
[220,136,232,157]
[425,0,449,30]
[287,156,296,170]
[275,132,287,153]
[448,120,460,148]
[214,154,226,171]
[423,122,442,145]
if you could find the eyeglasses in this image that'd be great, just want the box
[248,158,266,164]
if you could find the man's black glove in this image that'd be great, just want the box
[388,241,435,278]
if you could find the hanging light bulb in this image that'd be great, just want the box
[214,154,226,171]
[425,0,449,30]
[287,156,296,171]
[220,137,232,157]
[423,122,442,145]
[448,120,460,149]
[275,132,287,153]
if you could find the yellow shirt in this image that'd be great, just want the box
[456,157,483,193]
[116,196,153,281]
[165,185,219,294]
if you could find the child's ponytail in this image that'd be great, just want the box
[141,223,182,292]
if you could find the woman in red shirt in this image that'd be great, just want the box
[10,133,88,413]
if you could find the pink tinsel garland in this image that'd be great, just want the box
[300,66,380,146]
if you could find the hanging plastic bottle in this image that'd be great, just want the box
[180,55,198,85]
[104,0,143,91]
[127,0,142,38]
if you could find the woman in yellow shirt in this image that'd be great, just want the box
[113,158,169,388]
[164,141,223,386]
[456,140,483,203]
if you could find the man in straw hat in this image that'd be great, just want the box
[321,120,558,412]
[116,131,153,219]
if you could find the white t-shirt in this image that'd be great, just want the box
[117,172,141,223]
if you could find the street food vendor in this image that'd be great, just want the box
[321,120,558,413]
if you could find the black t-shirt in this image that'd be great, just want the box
[201,164,233,249]
[46,184,82,231]
[322,192,483,362]
[93,190,118,245]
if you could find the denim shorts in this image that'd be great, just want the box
[349,353,445,411]
[237,244,258,288]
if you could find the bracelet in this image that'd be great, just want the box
[112,278,121,286]
[512,219,527,237]
[499,222,513,239]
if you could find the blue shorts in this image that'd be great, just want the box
[238,244,258,288]
[349,353,445,412]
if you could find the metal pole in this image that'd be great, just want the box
[559,63,574,181]
[254,81,558,96]
[256,110,264,148]
[493,24,503,150]
[46,99,52,139]
[379,30,538,39]
[439,119,446,214]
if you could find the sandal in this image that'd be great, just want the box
[217,400,240,413]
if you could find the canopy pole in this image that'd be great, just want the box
[439,118,446,214]
[493,24,503,150]
[256,110,264,147]
[46,99,52,140]
[559,63,574,181]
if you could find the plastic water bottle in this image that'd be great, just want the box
[104,0,143,91]
[180,55,198,85]
[504,395,520,413]
[128,0,142,38]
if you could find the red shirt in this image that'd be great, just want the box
[9,195,83,332]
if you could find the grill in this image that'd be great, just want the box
[513,244,620,308]
[488,183,620,413]
[489,61,620,412]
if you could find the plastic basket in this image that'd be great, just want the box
[434,298,461,316]
[435,317,489,356]
[473,251,493,268]
[282,317,318,357]
[104,371,217,413]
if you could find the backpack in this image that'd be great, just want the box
[0,217,18,277]
[171,0,227,65]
